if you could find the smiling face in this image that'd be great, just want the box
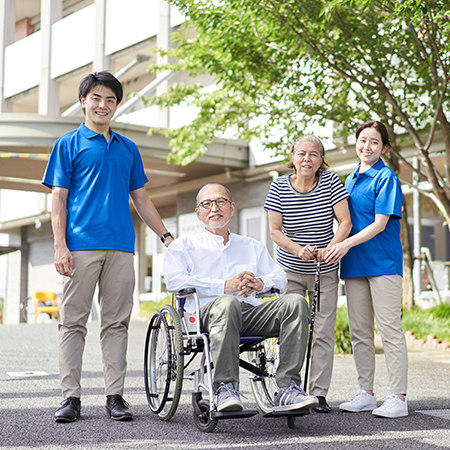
[356,127,388,171]
[195,184,235,233]
[291,141,324,179]
[80,85,118,134]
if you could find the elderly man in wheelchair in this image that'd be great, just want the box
[146,183,318,430]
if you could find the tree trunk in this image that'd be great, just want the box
[384,146,414,310]
[400,204,414,310]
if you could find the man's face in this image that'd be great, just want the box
[195,185,235,231]
[80,85,118,131]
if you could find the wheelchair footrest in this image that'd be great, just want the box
[263,408,310,418]
[211,410,259,420]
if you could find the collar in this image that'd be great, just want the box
[79,123,118,141]
[201,228,232,249]
[352,159,386,179]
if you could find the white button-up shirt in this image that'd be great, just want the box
[163,230,287,312]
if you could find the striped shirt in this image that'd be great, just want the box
[264,171,349,274]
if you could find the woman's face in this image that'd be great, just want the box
[291,141,323,178]
[356,127,388,168]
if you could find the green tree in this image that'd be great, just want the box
[148,0,450,308]
[150,0,449,217]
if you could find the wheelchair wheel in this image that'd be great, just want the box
[144,305,184,421]
[248,338,279,413]
[192,399,218,432]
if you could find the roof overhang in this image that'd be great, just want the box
[0,113,249,204]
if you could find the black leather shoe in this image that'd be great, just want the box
[106,395,133,421]
[313,396,331,413]
[54,397,81,422]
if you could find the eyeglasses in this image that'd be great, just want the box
[197,197,232,209]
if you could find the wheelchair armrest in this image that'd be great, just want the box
[256,287,280,298]
[177,288,197,296]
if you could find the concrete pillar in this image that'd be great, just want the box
[413,157,422,297]
[0,0,15,112]
[157,0,170,128]
[132,222,145,320]
[39,0,62,116]
[93,0,111,73]
[4,250,20,324]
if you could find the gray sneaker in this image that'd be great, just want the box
[216,382,244,412]
[274,381,319,412]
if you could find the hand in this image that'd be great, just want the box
[325,241,350,264]
[164,236,174,247]
[225,271,264,298]
[298,245,317,261]
[315,249,326,263]
[54,246,73,278]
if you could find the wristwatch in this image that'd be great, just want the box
[160,232,174,244]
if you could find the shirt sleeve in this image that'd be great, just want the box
[375,174,403,219]
[163,239,226,298]
[41,136,73,190]
[264,178,282,213]
[128,140,149,192]
[330,172,350,207]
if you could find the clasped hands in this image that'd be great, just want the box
[298,242,349,264]
[224,271,264,298]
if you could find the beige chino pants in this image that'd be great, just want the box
[285,269,339,397]
[59,250,134,398]
[345,275,408,395]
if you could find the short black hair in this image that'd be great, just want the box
[78,71,123,112]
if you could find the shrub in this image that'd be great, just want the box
[401,304,450,342]
[139,295,174,320]
[334,306,352,355]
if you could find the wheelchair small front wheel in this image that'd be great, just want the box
[192,399,218,433]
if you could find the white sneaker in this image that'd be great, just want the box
[339,390,377,412]
[372,395,408,418]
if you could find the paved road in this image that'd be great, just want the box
[1,320,449,449]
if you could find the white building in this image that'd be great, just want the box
[0,0,449,324]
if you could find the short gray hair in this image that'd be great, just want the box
[292,135,325,156]
[196,183,232,207]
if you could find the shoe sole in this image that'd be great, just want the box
[273,398,319,412]
[339,405,377,412]
[217,401,244,412]
[313,405,331,413]
[106,407,133,421]
[54,412,80,423]
[372,410,408,418]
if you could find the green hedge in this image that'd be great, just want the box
[139,299,450,355]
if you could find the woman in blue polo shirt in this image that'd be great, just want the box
[325,121,408,419]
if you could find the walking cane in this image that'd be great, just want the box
[303,261,320,392]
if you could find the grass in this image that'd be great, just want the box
[401,302,450,343]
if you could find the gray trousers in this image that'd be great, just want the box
[59,250,135,398]
[200,293,310,392]
[285,269,339,397]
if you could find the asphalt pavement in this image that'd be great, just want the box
[1,319,449,450]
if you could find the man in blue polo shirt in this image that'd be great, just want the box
[42,71,174,423]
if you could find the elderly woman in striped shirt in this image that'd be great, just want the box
[264,135,352,413]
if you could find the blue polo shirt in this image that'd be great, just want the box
[42,124,148,253]
[340,159,403,278]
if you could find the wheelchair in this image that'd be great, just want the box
[143,286,316,432]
